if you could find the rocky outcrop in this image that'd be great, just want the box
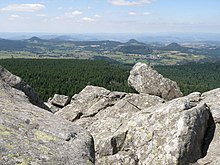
[0,79,95,165]
[56,85,214,164]
[56,85,164,121]
[0,65,49,110]
[56,85,114,121]
[95,94,214,165]
[128,62,183,100]
[1,64,219,165]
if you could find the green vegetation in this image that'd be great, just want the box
[0,38,210,65]
[0,59,134,101]
[1,59,220,101]
[155,62,220,95]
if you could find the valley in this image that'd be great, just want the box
[1,36,219,65]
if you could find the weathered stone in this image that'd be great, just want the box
[0,65,49,110]
[96,95,214,165]
[56,85,213,164]
[201,88,220,123]
[95,93,165,120]
[56,85,126,121]
[128,62,183,100]
[196,88,220,165]
[0,79,95,165]
[44,101,61,113]
[50,94,70,108]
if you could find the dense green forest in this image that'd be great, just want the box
[0,59,134,101]
[1,59,220,101]
[155,62,220,95]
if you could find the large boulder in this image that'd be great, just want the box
[128,62,183,100]
[0,65,49,110]
[55,85,214,164]
[0,79,95,165]
[96,94,214,165]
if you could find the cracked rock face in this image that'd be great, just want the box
[128,62,183,100]
[0,80,95,165]
[96,95,214,165]
[55,85,127,121]
[56,85,214,164]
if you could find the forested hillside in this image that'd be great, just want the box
[155,62,220,95]
[1,59,220,101]
[0,59,134,101]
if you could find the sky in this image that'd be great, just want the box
[0,0,220,33]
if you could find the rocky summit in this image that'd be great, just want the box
[0,63,220,165]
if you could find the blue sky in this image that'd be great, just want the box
[0,0,220,33]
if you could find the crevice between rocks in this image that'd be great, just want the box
[201,110,216,158]
[111,130,128,155]
[126,100,142,111]
[82,103,116,119]
[71,112,83,122]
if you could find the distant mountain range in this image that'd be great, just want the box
[0,37,154,54]
[0,36,220,61]
[1,32,220,43]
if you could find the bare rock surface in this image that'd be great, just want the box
[196,88,220,165]
[51,94,70,108]
[56,84,214,165]
[96,94,214,165]
[55,85,126,121]
[0,65,49,110]
[0,79,95,165]
[201,88,220,123]
[44,101,61,113]
[128,62,183,100]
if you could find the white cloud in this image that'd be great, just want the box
[81,17,95,22]
[65,10,82,18]
[128,11,137,16]
[94,14,102,18]
[108,0,153,6]
[1,4,45,12]
[8,14,24,21]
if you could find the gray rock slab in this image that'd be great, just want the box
[128,62,183,100]
[0,80,95,165]
[0,65,49,110]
